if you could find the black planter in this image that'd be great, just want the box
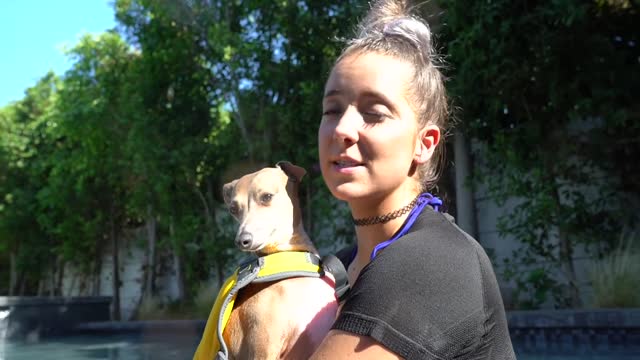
[0,296,111,341]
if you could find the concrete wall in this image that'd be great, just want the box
[455,135,605,309]
[57,228,182,320]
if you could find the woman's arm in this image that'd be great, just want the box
[310,330,402,360]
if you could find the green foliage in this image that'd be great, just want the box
[5,0,635,314]
[440,0,639,307]
[589,232,640,308]
[1,0,365,302]
[503,261,565,310]
[0,72,61,294]
[42,32,136,271]
[135,295,200,320]
[193,280,218,318]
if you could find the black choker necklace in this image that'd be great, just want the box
[353,195,421,226]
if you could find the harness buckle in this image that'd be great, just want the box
[237,257,261,284]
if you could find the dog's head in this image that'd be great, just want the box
[222,161,306,253]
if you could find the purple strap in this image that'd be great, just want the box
[349,193,442,263]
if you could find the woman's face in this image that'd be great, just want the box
[318,52,422,202]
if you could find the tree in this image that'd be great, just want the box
[1,0,368,309]
[0,73,60,295]
[114,0,365,296]
[440,0,639,308]
[40,32,139,318]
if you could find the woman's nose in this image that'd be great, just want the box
[333,107,360,146]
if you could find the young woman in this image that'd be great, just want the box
[311,1,516,359]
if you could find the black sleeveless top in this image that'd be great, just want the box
[333,208,516,359]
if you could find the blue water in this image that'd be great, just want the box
[2,334,639,359]
[519,356,638,360]
[517,352,640,360]
[1,334,198,360]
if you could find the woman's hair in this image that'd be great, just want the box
[336,0,449,191]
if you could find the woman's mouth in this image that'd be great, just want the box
[332,159,364,172]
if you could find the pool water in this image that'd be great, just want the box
[517,352,640,360]
[1,334,198,360]
[1,334,639,359]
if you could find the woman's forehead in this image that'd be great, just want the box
[325,52,413,96]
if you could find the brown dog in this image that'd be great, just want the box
[218,162,338,359]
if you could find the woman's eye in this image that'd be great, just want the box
[363,111,388,123]
[260,193,273,204]
[322,108,342,117]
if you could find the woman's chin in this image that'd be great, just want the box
[327,183,369,202]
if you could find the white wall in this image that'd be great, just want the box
[57,227,182,320]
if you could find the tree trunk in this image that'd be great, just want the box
[9,251,16,296]
[92,255,102,296]
[67,272,77,296]
[454,130,479,238]
[48,261,54,297]
[174,252,186,301]
[558,227,580,307]
[553,182,581,307]
[18,273,26,296]
[56,258,65,296]
[144,204,157,298]
[110,206,121,321]
[37,278,43,296]
[231,95,254,161]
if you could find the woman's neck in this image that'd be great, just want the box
[353,214,409,260]
[349,187,420,261]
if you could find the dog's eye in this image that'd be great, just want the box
[229,202,240,216]
[260,193,273,205]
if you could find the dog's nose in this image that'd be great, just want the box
[237,232,253,249]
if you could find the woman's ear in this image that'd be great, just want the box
[414,125,440,164]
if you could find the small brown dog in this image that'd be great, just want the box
[194,162,338,360]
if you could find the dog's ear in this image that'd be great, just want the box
[222,180,237,205]
[276,161,306,182]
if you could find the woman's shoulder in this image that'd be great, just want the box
[380,207,486,267]
[338,208,512,359]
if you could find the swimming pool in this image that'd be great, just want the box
[2,334,639,359]
[1,333,197,360]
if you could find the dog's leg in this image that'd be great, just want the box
[240,311,289,360]
[227,283,290,360]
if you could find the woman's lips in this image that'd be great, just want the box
[332,159,364,173]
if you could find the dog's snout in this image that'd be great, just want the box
[236,232,253,249]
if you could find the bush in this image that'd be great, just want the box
[589,232,640,308]
[136,295,168,320]
[194,281,218,318]
[136,294,214,320]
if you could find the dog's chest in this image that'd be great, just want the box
[269,276,338,346]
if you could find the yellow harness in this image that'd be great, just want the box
[192,251,324,360]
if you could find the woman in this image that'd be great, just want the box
[311,1,516,359]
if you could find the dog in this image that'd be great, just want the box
[193,162,339,360]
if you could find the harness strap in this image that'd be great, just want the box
[321,254,350,301]
[253,251,322,282]
[190,251,323,360]
[215,252,323,359]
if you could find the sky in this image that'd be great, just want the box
[0,1,118,107]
